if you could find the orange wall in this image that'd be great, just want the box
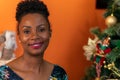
[0,0,106,80]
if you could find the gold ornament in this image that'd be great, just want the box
[104,62,120,77]
[95,77,100,80]
[105,14,117,27]
[104,65,107,68]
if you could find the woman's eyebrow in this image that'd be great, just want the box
[37,24,47,27]
[22,26,31,28]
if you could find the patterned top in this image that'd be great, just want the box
[0,65,68,80]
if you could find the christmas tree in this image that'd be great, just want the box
[83,0,120,80]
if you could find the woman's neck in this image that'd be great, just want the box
[20,53,44,72]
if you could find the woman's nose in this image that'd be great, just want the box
[30,30,40,40]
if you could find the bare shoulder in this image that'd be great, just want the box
[44,60,54,71]
[6,57,22,70]
[44,60,54,66]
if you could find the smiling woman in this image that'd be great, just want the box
[0,0,103,79]
[0,0,68,80]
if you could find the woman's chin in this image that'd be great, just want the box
[28,51,43,57]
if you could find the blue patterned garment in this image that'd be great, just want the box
[0,65,68,80]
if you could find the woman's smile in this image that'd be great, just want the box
[28,42,43,49]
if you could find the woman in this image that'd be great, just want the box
[0,0,68,80]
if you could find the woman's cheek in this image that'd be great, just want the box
[21,36,29,43]
[43,32,51,40]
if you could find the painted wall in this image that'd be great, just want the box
[0,0,106,80]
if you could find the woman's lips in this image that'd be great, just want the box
[29,42,43,49]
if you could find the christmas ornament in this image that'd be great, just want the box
[114,0,120,7]
[94,36,111,78]
[104,62,120,77]
[105,14,117,27]
[83,36,98,60]
[95,77,100,80]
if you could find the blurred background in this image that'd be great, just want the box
[0,0,106,80]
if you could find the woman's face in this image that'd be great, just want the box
[18,13,51,56]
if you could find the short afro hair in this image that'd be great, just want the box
[16,0,51,34]
[16,0,50,22]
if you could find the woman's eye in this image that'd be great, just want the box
[38,28,45,32]
[23,30,31,34]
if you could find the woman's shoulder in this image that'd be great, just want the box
[0,65,9,71]
[50,64,68,80]
[53,65,67,74]
[0,65,10,76]
[0,65,23,80]
[0,65,10,79]
[0,58,15,66]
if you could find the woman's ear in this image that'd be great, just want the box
[18,34,22,43]
[16,23,20,35]
[49,29,52,38]
[16,23,21,42]
[16,30,21,43]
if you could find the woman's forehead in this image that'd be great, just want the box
[19,13,48,27]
